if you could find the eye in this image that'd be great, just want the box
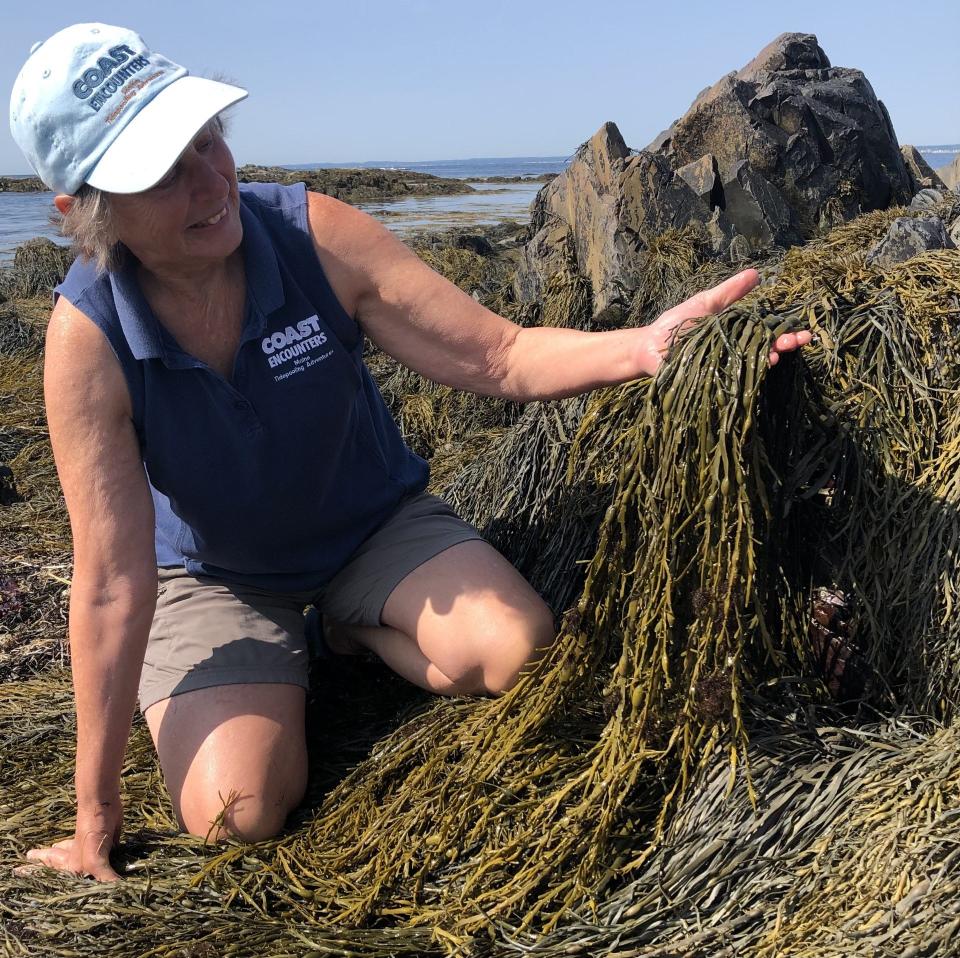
[197,135,214,152]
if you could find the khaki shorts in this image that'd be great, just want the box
[138,492,483,712]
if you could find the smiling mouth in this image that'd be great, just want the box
[189,206,228,229]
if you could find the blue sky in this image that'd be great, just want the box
[2,0,958,173]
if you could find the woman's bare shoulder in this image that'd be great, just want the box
[45,293,131,420]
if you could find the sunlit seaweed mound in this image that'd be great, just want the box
[2,197,960,957]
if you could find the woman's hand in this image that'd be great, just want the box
[638,269,813,377]
[17,798,123,882]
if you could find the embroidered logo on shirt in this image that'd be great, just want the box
[261,314,334,380]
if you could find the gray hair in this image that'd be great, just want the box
[55,182,121,273]
[54,111,233,275]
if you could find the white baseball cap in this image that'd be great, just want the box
[9,23,248,195]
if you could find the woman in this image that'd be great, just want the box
[10,23,808,881]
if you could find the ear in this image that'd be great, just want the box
[53,194,74,215]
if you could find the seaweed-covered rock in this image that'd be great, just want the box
[866,215,955,266]
[515,122,733,312]
[0,175,46,193]
[236,165,473,204]
[901,145,947,193]
[647,32,912,232]
[8,237,75,298]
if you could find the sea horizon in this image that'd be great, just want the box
[3,145,958,180]
[2,148,958,260]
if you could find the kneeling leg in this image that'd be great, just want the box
[144,683,307,841]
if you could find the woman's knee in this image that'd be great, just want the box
[482,597,557,695]
[177,767,307,842]
[145,684,309,843]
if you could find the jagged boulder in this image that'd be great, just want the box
[901,146,947,193]
[516,33,918,318]
[516,123,734,312]
[676,154,723,208]
[938,155,960,192]
[721,159,799,248]
[866,216,955,267]
[647,33,912,233]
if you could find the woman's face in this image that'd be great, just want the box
[108,120,243,273]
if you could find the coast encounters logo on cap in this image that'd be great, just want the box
[9,23,247,195]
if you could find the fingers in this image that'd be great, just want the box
[15,835,121,882]
[658,268,762,328]
[767,329,813,366]
[700,268,761,315]
[774,330,813,353]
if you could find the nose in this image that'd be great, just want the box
[182,144,231,202]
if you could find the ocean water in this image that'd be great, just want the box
[0,156,572,261]
[1,149,957,262]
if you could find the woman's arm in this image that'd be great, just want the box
[305,193,809,402]
[23,296,157,881]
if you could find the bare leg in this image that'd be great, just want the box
[144,683,307,841]
[325,540,555,696]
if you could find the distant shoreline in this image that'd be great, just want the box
[1,146,956,193]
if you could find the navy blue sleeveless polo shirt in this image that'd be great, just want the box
[54,181,429,591]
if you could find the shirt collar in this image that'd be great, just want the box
[108,191,286,362]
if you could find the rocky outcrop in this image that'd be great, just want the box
[866,216,955,267]
[901,146,947,193]
[515,123,733,311]
[647,33,912,232]
[0,176,46,193]
[938,155,960,192]
[516,33,917,318]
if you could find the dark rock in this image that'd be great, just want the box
[0,464,20,505]
[516,122,734,312]
[647,32,913,235]
[453,234,495,255]
[676,154,723,209]
[900,146,947,193]
[721,159,799,248]
[738,32,831,79]
[866,216,955,267]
